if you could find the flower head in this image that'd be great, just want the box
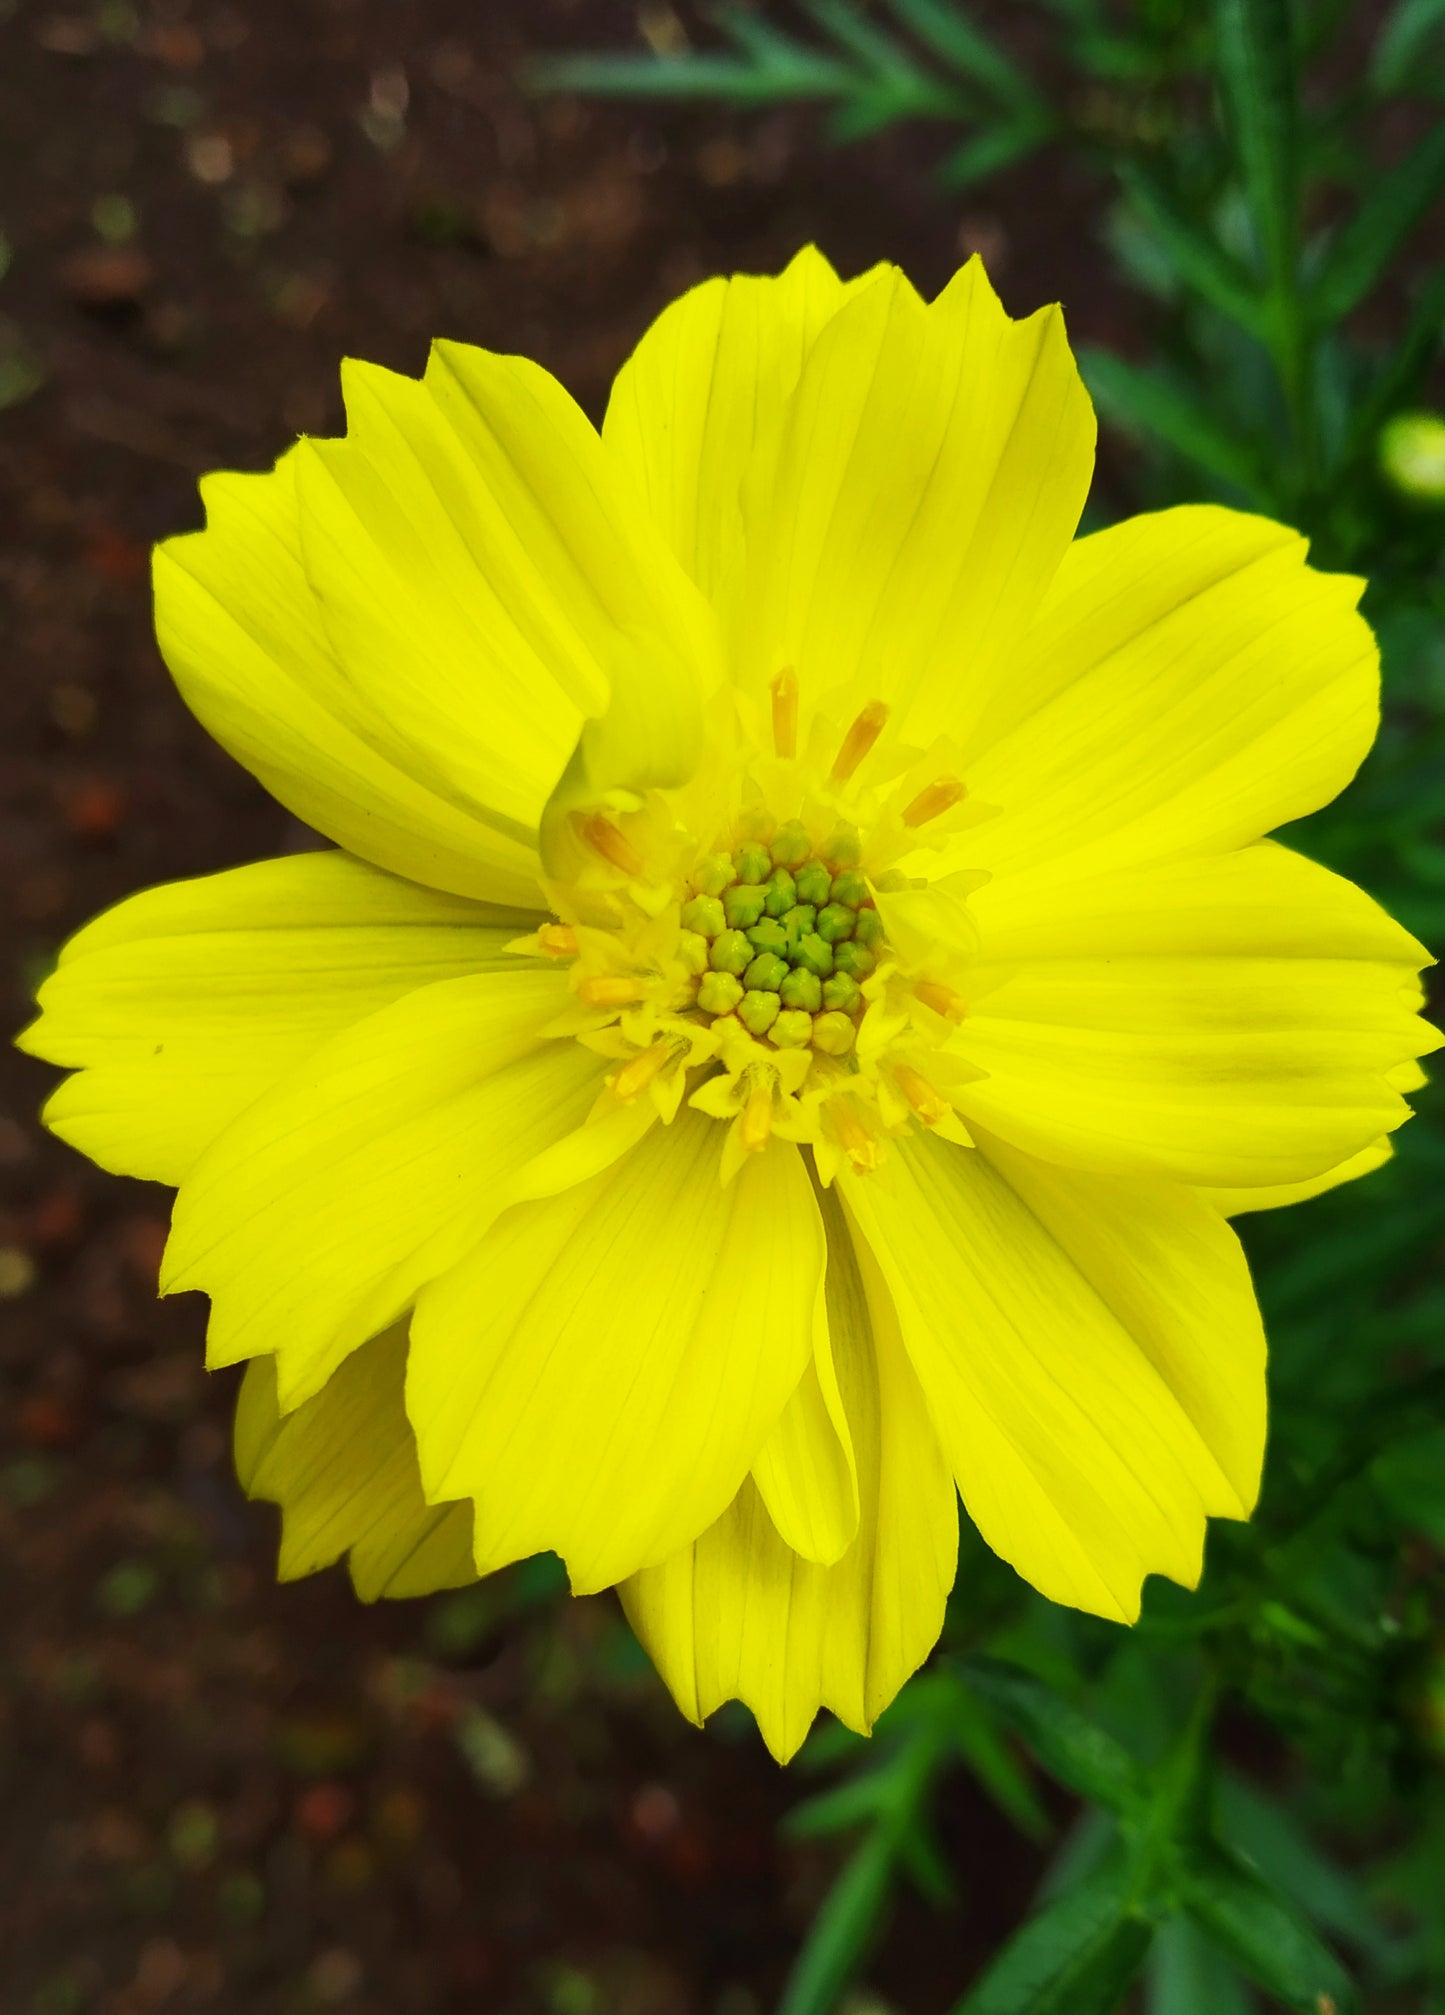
[20,249,1437,1760]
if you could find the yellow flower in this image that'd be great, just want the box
[19,249,1437,1761]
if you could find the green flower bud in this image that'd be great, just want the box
[821,972,861,1014]
[796,932,834,978]
[744,952,789,993]
[795,862,832,908]
[853,906,885,948]
[698,971,744,1016]
[770,820,812,868]
[816,902,856,944]
[830,869,868,908]
[811,1011,856,1056]
[695,853,734,897]
[746,916,789,957]
[677,930,710,975]
[780,968,822,1012]
[710,928,753,975]
[735,840,772,885]
[763,868,797,917]
[832,939,875,981]
[723,883,768,929]
[782,905,816,954]
[823,825,861,869]
[681,894,726,938]
[1379,411,1445,503]
[772,1008,814,1048]
[738,989,781,1037]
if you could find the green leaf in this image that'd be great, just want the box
[949,1688,1051,1842]
[1310,126,1445,325]
[953,1854,1154,2015]
[785,1770,891,1841]
[937,118,1050,189]
[1147,1914,1256,2015]
[1182,1844,1358,2014]
[1370,0,1445,92]
[524,50,843,105]
[1215,1775,1395,1965]
[778,1829,895,2015]
[959,1661,1141,1815]
[1077,349,1275,505]
[1212,0,1300,290]
[1119,167,1266,334]
[882,0,1041,109]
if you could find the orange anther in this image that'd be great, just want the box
[537,924,579,958]
[574,811,644,878]
[770,666,799,760]
[612,1041,671,1102]
[578,975,649,1008]
[914,980,967,1023]
[832,1101,880,1173]
[830,700,890,784]
[894,1064,950,1126]
[902,774,967,827]
[739,1083,774,1154]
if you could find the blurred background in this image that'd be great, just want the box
[1,3,1443,2013]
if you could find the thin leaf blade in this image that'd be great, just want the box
[1311,126,1445,324]
[1077,349,1275,505]
[953,1855,1154,2015]
[1182,1845,1359,2015]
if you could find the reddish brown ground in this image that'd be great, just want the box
[0,5,1130,2009]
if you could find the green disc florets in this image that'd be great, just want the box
[686,824,882,1055]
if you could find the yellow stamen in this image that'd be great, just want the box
[830,699,890,784]
[739,1083,773,1154]
[578,975,649,1008]
[902,774,967,828]
[770,667,799,760]
[832,1101,880,1173]
[537,923,578,958]
[914,979,967,1023]
[574,811,644,878]
[612,1041,671,1102]
[894,1064,950,1127]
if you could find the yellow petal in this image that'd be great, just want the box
[17,850,535,1185]
[164,969,608,1404]
[957,842,1437,1188]
[750,1292,859,1567]
[236,1326,474,1601]
[734,258,1094,744]
[298,344,720,818]
[841,1130,1265,1624]
[1201,1136,1392,1214]
[964,507,1380,882]
[154,458,544,907]
[603,245,878,606]
[621,1183,958,1761]
[406,1115,824,1594]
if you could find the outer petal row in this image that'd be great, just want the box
[17,851,537,1185]
[843,1131,1266,1624]
[407,1113,824,1594]
[622,1182,959,1762]
[955,843,1437,1189]
[236,1326,474,1601]
[156,343,721,906]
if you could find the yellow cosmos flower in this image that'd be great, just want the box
[20,249,1438,1762]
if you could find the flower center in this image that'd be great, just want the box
[511,686,980,1178]
[681,823,880,1056]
